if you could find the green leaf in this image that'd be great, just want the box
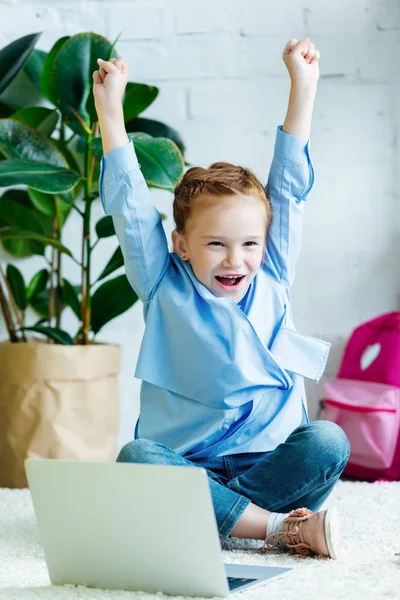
[131,135,184,191]
[40,37,70,106]
[0,119,67,166]
[90,159,101,188]
[0,159,80,194]
[27,187,56,216]
[0,188,31,209]
[11,107,59,136]
[126,117,185,155]
[90,139,109,160]
[29,279,80,319]
[26,269,49,300]
[62,278,81,319]
[23,48,47,91]
[0,117,79,199]
[122,83,159,122]
[0,227,73,256]
[97,246,123,281]
[27,187,73,225]
[44,33,114,135]
[29,288,48,316]
[21,325,73,345]
[95,215,115,238]
[0,189,47,256]
[47,138,83,220]
[0,33,42,95]
[90,134,184,191]
[6,263,27,310]
[35,109,60,137]
[0,190,45,231]
[55,194,76,227]
[52,139,81,175]
[91,274,138,334]
[1,70,44,114]
[33,317,49,327]
[0,102,14,118]
[107,32,123,62]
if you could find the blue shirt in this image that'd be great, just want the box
[99,126,330,459]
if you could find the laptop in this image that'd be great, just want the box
[25,459,291,597]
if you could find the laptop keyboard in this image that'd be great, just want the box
[227,576,257,591]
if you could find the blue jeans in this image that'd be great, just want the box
[116,420,350,537]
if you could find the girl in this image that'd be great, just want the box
[93,37,350,559]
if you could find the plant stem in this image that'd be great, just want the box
[89,122,100,184]
[55,251,62,329]
[54,198,63,329]
[72,204,84,217]
[0,266,22,328]
[80,128,95,345]
[69,254,83,268]
[48,249,55,328]
[59,120,65,144]
[48,215,58,335]
[0,263,26,340]
[0,269,19,342]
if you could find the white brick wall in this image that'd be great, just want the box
[0,0,399,450]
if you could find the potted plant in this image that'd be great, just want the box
[0,32,185,488]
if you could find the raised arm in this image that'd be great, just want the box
[264,38,319,288]
[93,57,169,302]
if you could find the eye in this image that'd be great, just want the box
[208,241,223,246]
[244,241,258,246]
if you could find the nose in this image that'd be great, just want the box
[222,249,243,269]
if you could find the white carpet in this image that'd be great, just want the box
[0,480,399,599]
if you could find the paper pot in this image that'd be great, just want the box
[0,340,121,488]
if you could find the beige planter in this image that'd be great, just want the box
[0,340,121,488]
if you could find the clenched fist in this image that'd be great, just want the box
[282,37,320,85]
[92,56,129,114]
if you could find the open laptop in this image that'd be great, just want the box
[25,459,291,597]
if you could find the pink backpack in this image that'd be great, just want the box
[320,312,400,481]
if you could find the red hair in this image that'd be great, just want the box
[173,162,272,233]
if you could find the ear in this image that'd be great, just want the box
[260,242,266,266]
[171,229,189,259]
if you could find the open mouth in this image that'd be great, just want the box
[215,275,245,290]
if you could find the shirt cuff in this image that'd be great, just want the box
[101,140,140,179]
[274,125,310,165]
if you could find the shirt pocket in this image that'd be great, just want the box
[270,327,330,382]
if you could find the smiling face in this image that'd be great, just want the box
[172,193,267,302]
